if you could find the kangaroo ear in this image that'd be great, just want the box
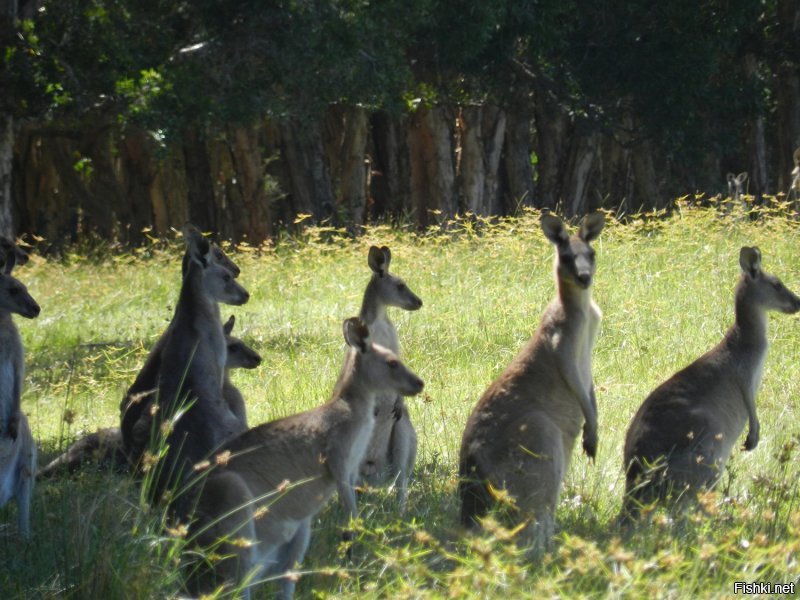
[380,246,391,270]
[223,315,235,336]
[368,246,387,277]
[2,249,17,275]
[739,246,762,278]
[541,214,568,245]
[580,212,605,243]
[343,317,370,353]
[727,173,735,184]
[736,172,748,184]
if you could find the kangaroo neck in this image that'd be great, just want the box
[359,278,387,325]
[176,261,217,325]
[331,353,376,412]
[730,291,768,354]
[557,278,591,314]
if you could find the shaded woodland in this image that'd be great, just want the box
[1,0,799,246]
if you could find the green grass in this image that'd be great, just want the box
[4,202,800,598]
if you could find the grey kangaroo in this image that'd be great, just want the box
[459,212,605,553]
[190,318,424,599]
[622,247,800,521]
[147,228,249,512]
[0,243,41,538]
[38,316,260,478]
[120,226,242,469]
[357,245,422,512]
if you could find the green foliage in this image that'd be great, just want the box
[4,205,800,597]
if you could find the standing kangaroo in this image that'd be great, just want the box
[357,245,422,512]
[38,317,261,478]
[622,247,800,520]
[727,172,748,204]
[147,228,249,511]
[459,212,605,552]
[120,227,242,469]
[191,318,424,599]
[0,245,41,538]
[790,148,800,201]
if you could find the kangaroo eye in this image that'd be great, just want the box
[397,284,406,292]
[388,360,399,369]
[223,274,232,283]
[773,281,783,291]
[8,287,19,296]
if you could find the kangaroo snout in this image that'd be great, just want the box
[403,375,425,396]
[20,298,40,319]
[576,273,592,288]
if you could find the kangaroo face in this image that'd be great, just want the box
[740,246,800,314]
[542,213,605,290]
[210,243,240,278]
[0,253,40,319]
[344,317,425,397]
[203,262,250,306]
[222,315,262,369]
[367,246,423,311]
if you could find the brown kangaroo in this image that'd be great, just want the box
[459,212,604,553]
[190,318,424,599]
[0,243,41,538]
[622,246,800,521]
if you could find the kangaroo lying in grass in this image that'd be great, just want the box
[356,245,422,512]
[459,212,604,553]
[622,247,800,520]
[190,318,424,599]
[38,315,261,479]
[0,241,40,538]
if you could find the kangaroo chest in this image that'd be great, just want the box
[0,333,21,432]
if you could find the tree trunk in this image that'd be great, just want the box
[0,0,17,238]
[744,54,769,201]
[277,119,335,224]
[119,129,158,245]
[228,124,272,243]
[560,129,598,217]
[407,105,457,227]
[502,108,535,213]
[532,87,570,210]
[458,105,506,216]
[182,126,217,232]
[370,110,411,220]
[336,106,369,228]
[775,0,800,194]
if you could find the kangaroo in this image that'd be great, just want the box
[39,318,261,479]
[0,245,41,538]
[790,148,800,201]
[147,228,249,512]
[459,212,604,553]
[621,247,800,521]
[727,172,748,204]
[190,318,424,599]
[120,226,242,469]
[357,245,423,512]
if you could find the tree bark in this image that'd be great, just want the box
[458,105,506,216]
[531,87,569,210]
[744,54,769,201]
[336,106,369,228]
[407,105,457,227]
[560,129,598,217]
[370,110,411,220]
[774,0,800,194]
[0,0,17,237]
[182,126,217,232]
[228,124,272,242]
[502,108,535,213]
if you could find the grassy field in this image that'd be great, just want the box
[3,203,800,598]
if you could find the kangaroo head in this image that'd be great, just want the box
[343,317,424,397]
[366,246,423,311]
[0,251,40,319]
[185,230,250,306]
[223,315,262,370]
[727,172,748,198]
[739,246,800,314]
[541,212,604,291]
[181,224,240,278]
[0,237,30,268]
